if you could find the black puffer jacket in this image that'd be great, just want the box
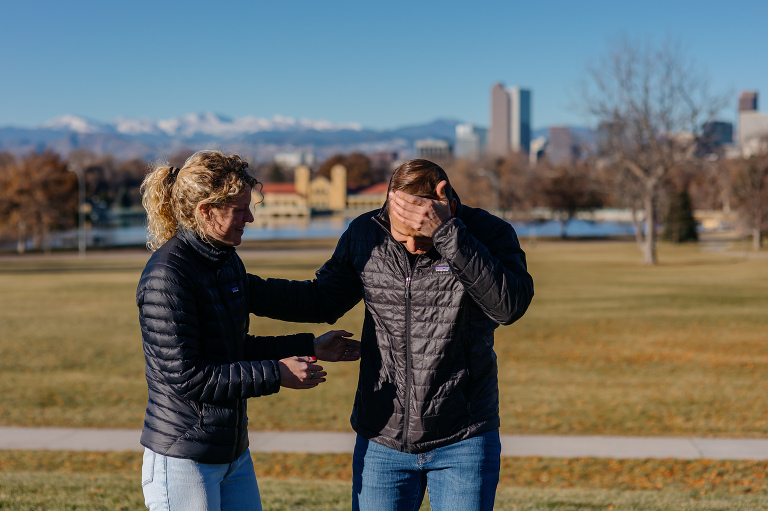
[260,199,534,454]
[137,228,315,464]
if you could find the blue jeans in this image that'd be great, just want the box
[142,448,262,511]
[352,430,501,511]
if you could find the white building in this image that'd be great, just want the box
[414,138,452,160]
[454,123,487,160]
[739,111,768,156]
[738,90,768,156]
[273,151,316,168]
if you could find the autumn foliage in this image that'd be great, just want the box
[0,150,77,252]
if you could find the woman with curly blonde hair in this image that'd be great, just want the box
[137,150,360,511]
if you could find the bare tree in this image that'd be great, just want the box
[495,153,534,212]
[448,154,533,214]
[690,158,732,213]
[533,161,604,238]
[730,151,768,250]
[581,35,726,264]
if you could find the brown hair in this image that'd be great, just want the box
[384,159,453,212]
[140,150,257,250]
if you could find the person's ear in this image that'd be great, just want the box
[435,180,448,202]
[198,203,212,222]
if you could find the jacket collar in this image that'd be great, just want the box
[177,227,235,269]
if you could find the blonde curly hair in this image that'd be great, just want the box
[140,150,257,251]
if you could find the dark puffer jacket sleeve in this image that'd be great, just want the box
[243,333,315,362]
[431,210,534,325]
[245,228,364,324]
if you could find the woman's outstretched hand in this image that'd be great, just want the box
[313,330,361,362]
[278,356,326,389]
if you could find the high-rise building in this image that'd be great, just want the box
[546,127,576,165]
[738,90,768,156]
[488,83,511,157]
[702,121,734,147]
[454,123,487,160]
[739,91,758,112]
[488,83,531,157]
[509,86,531,154]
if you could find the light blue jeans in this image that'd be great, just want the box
[142,448,262,511]
[352,430,501,511]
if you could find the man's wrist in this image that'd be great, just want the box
[432,216,456,241]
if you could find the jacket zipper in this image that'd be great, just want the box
[402,274,413,452]
[216,268,242,446]
[373,214,421,452]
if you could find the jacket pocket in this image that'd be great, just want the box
[198,402,240,432]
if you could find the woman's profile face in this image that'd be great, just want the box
[202,186,254,247]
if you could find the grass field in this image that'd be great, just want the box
[0,238,766,437]
[1,450,767,509]
[0,238,767,509]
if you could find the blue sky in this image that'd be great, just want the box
[2,0,766,131]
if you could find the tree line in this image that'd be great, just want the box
[1,142,765,260]
[0,149,147,252]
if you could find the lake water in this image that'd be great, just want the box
[3,215,635,252]
[84,216,635,248]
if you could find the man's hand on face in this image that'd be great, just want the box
[389,180,453,238]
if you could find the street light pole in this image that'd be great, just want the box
[477,168,501,214]
[68,164,86,258]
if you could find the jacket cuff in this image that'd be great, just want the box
[300,333,316,357]
[432,216,463,250]
[261,359,282,396]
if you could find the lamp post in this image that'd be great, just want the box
[68,163,86,258]
[477,168,501,214]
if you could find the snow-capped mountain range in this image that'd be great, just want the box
[0,113,459,161]
[40,113,364,138]
[1,113,591,162]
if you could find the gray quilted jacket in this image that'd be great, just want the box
[262,199,534,453]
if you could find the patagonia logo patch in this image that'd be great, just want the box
[435,266,450,273]
[231,286,240,293]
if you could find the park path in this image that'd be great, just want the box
[1,427,767,460]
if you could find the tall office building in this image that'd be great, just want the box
[488,83,511,156]
[454,123,487,160]
[739,91,758,112]
[488,83,531,157]
[738,90,768,156]
[546,126,576,165]
[702,121,734,147]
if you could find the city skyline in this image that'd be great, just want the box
[2,0,767,132]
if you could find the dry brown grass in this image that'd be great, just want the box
[0,239,766,437]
